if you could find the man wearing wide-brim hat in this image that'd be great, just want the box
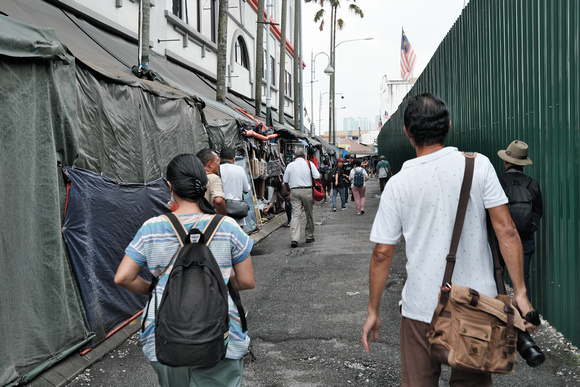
[497,140,543,301]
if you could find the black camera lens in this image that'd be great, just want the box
[517,330,545,367]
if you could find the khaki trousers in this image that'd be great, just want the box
[290,188,314,242]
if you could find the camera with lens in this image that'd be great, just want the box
[517,310,545,367]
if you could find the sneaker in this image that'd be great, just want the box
[361,209,365,214]
[306,238,315,243]
[341,207,347,211]
[333,207,337,212]
[356,212,360,215]
[291,241,298,248]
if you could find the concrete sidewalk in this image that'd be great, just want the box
[28,212,288,387]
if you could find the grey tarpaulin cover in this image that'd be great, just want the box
[0,15,91,386]
[75,65,209,182]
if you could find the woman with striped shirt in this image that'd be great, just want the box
[115,154,255,386]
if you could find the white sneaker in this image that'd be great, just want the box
[341,207,347,211]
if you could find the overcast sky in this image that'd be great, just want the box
[300,0,470,134]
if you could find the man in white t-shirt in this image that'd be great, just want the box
[283,147,320,248]
[220,147,251,226]
[361,93,537,386]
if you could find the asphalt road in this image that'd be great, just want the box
[68,178,580,386]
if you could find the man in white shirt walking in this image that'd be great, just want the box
[362,93,537,386]
[220,147,251,226]
[283,147,320,248]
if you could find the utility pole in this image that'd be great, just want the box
[265,0,273,126]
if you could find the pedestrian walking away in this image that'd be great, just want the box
[220,147,251,226]
[362,93,538,386]
[349,159,369,215]
[114,153,254,387]
[497,140,543,302]
[283,147,320,247]
[264,178,292,227]
[320,158,333,203]
[197,148,227,215]
[331,158,348,211]
[375,155,392,192]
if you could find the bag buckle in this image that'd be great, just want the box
[440,283,452,291]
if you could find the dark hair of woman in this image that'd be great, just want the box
[166,154,216,214]
[403,93,450,147]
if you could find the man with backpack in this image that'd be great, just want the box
[498,140,543,300]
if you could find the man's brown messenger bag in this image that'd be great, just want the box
[427,152,525,374]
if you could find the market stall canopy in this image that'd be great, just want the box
[314,135,337,156]
[272,123,321,147]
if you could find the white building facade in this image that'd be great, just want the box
[68,0,298,120]
[379,74,415,127]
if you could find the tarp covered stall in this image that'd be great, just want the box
[0,15,91,386]
[75,65,208,182]
[62,168,170,347]
[58,10,250,155]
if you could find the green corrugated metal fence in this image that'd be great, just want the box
[378,0,580,346]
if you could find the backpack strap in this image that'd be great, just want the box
[200,215,249,333]
[165,212,188,247]
[141,213,201,332]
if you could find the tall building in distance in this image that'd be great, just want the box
[342,116,373,134]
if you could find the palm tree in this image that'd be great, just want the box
[255,0,265,116]
[304,0,363,144]
[216,0,229,103]
[293,0,300,129]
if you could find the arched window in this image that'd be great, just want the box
[234,36,249,70]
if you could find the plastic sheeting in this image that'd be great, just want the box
[0,16,90,386]
[62,167,171,347]
[75,65,209,182]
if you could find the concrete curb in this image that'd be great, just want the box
[250,212,287,244]
[28,214,286,386]
[29,319,141,387]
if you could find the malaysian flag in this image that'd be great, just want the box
[400,28,416,81]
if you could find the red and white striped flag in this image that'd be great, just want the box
[400,28,416,81]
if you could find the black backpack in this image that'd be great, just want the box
[142,214,247,368]
[323,166,333,183]
[499,174,536,237]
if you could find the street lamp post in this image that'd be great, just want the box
[330,37,373,145]
[320,91,343,137]
[310,50,334,137]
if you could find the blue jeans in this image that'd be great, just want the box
[332,186,346,209]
